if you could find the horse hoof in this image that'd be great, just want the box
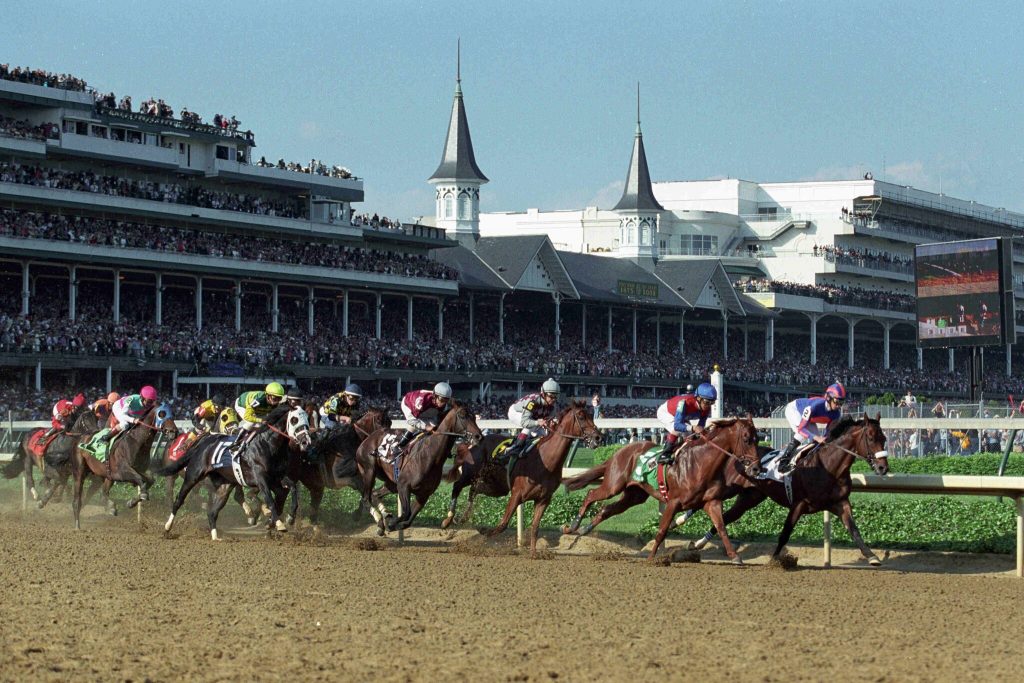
[376,527,386,538]
[275,520,288,532]
[108,507,118,517]
[127,499,138,509]
[285,515,295,526]
[246,517,257,527]
[868,556,882,567]
[140,492,150,502]
[36,500,45,510]
[560,525,576,535]
[731,556,744,566]
[440,517,452,530]
[30,488,38,501]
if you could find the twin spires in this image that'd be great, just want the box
[613,83,663,212]
[428,41,487,184]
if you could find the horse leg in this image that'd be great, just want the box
[367,486,388,536]
[72,455,87,530]
[458,486,479,525]
[286,481,301,526]
[772,502,808,560]
[692,489,767,550]
[165,475,176,511]
[577,486,648,537]
[704,499,743,565]
[390,483,414,531]
[647,499,682,561]
[25,452,37,501]
[255,473,286,533]
[234,486,258,525]
[307,484,324,528]
[834,499,881,566]
[207,484,234,541]
[164,465,205,534]
[528,498,550,557]
[442,474,468,529]
[487,489,524,538]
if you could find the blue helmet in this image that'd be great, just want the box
[695,383,717,402]
[344,383,363,398]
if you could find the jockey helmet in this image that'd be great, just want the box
[541,378,561,396]
[265,382,286,397]
[72,393,86,408]
[433,382,453,399]
[285,387,304,400]
[107,391,120,403]
[825,383,847,401]
[695,383,718,402]
[140,386,158,401]
[211,393,226,406]
[344,383,363,398]
[92,399,110,415]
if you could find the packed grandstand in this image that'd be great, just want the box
[1,62,1023,425]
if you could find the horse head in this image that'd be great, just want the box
[153,403,180,437]
[443,401,483,447]
[354,406,391,440]
[286,407,312,451]
[554,400,602,449]
[857,414,889,475]
[706,416,762,477]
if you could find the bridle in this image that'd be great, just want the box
[819,420,887,468]
[549,409,601,448]
[431,408,481,446]
[688,421,761,470]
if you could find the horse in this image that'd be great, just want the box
[444,400,603,556]
[356,400,482,534]
[69,404,178,529]
[284,406,391,527]
[689,414,889,565]
[561,417,762,563]
[3,405,93,507]
[159,406,311,540]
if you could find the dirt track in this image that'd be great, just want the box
[1,497,1022,682]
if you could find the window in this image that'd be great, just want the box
[459,196,470,219]
[216,145,229,160]
[627,224,636,244]
[112,128,126,142]
[444,196,454,219]
[640,224,650,245]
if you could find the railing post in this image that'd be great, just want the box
[822,510,832,568]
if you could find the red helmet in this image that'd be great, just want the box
[56,399,73,415]
[825,383,847,401]
[140,385,158,401]
[72,393,86,408]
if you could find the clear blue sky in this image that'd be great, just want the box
[8,1,1024,220]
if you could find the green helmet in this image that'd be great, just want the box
[265,382,286,397]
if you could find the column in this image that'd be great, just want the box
[234,280,242,332]
[655,310,661,354]
[679,312,685,355]
[396,378,402,401]
[35,362,42,391]
[948,348,954,373]
[105,366,112,394]
[581,304,587,347]
[743,320,749,361]
[722,312,729,359]
[307,287,315,336]
[847,318,855,368]
[406,295,414,341]
[172,369,179,399]
[607,305,613,352]
[195,277,203,330]
[553,294,561,351]
[155,273,162,326]
[375,292,382,339]
[809,313,819,366]
[468,292,474,345]
[437,298,444,340]
[68,266,77,322]
[341,289,349,337]
[21,262,30,316]
[765,318,774,361]
[1008,343,1013,378]
[917,347,923,370]
[271,283,279,333]
[631,308,637,353]
[113,270,121,323]
[498,293,505,344]
[883,322,891,370]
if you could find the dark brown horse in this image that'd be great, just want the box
[689,414,889,565]
[285,406,391,527]
[2,406,96,508]
[444,400,602,556]
[356,400,482,534]
[70,405,178,529]
[562,417,762,563]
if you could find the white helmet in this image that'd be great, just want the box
[541,378,560,395]
[433,382,453,399]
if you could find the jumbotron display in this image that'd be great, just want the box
[915,237,1015,348]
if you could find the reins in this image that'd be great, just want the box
[691,424,756,467]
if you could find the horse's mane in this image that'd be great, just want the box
[264,404,291,426]
[827,415,861,440]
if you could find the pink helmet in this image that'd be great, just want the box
[140,385,158,401]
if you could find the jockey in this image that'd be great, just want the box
[103,386,158,442]
[230,382,286,452]
[43,393,86,439]
[393,382,453,458]
[319,384,362,429]
[285,386,304,409]
[503,378,561,464]
[184,393,225,449]
[777,382,846,474]
[655,383,717,464]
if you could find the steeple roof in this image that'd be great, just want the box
[613,87,663,212]
[428,47,488,184]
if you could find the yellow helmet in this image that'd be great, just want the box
[265,382,286,397]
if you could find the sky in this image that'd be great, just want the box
[7,1,1024,221]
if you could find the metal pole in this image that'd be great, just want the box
[1016,496,1023,578]
[516,505,524,547]
[155,272,162,326]
[823,510,832,568]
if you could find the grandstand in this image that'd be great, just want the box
[0,63,1021,417]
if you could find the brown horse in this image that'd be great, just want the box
[285,406,391,527]
[70,405,178,529]
[444,400,602,556]
[562,417,762,563]
[356,400,482,534]
[689,414,889,565]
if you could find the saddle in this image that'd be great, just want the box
[630,447,671,501]
[491,436,541,465]
[374,433,427,463]
[80,428,121,463]
[166,433,192,462]
[27,430,61,458]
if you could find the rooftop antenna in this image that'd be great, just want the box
[457,37,461,84]
[636,81,641,134]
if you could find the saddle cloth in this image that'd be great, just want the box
[374,432,428,462]
[27,430,60,458]
[167,433,191,462]
[756,443,816,483]
[210,437,245,486]
[491,437,542,464]
[80,429,114,462]
[630,447,661,487]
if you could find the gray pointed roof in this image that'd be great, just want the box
[428,80,488,184]
[612,124,664,212]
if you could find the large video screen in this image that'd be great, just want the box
[916,238,1007,348]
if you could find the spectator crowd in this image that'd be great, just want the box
[737,278,915,312]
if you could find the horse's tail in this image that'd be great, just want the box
[562,462,607,492]
[1,443,25,479]
[445,443,477,483]
[154,448,194,477]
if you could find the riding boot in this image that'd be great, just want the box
[656,434,679,465]
[391,430,416,460]
[41,426,59,440]
[504,433,529,469]
[776,438,801,475]
[229,431,250,454]
[99,429,117,443]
